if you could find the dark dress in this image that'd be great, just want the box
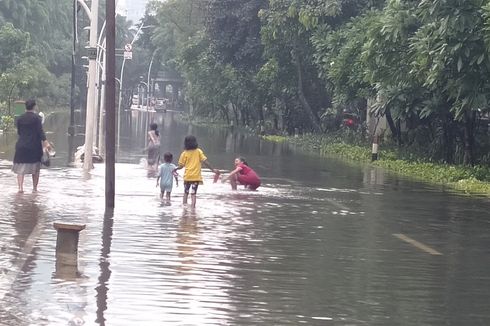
[12,111,46,174]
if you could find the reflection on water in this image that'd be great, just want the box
[0,111,490,325]
[95,209,113,326]
[176,211,198,274]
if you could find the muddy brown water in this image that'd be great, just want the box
[1,110,489,325]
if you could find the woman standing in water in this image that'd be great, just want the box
[222,157,261,190]
[12,99,51,193]
[147,123,160,171]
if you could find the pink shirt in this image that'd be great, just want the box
[237,163,260,188]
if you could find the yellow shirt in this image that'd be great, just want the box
[178,148,207,182]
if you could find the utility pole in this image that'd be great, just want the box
[116,56,126,149]
[95,20,107,157]
[69,0,77,136]
[146,49,159,110]
[98,39,107,157]
[105,0,116,208]
[117,23,148,148]
[83,0,99,170]
[139,78,149,111]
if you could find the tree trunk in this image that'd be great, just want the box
[276,97,286,131]
[258,105,265,124]
[292,48,323,133]
[385,108,399,144]
[240,106,246,126]
[235,108,240,127]
[221,105,230,124]
[441,108,454,164]
[395,119,403,145]
[463,110,475,166]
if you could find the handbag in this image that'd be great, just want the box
[41,142,55,167]
[41,149,50,167]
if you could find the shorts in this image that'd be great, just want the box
[184,181,200,194]
[160,183,173,193]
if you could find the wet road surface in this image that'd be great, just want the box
[1,111,490,325]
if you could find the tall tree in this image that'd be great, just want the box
[411,0,490,164]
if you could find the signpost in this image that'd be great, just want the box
[123,43,132,60]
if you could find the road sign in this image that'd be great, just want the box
[124,51,133,60]
[124,44,132,52]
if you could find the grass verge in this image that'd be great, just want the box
[263,134,490,196]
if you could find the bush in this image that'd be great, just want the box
[0,115,14,132]
[264,133,490,196]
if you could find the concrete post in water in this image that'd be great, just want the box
[371,135,379,161]
[53,222,86,266]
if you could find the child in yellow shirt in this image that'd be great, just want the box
[174,135,219,208]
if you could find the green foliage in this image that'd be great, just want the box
[0,0,72,72]
[320,142,371,161]
[0,24,52,107]
[0,2,75,111]
[261,135,287,142]
[149,0,206,69]
[454,178,490,195]
[0,114,14,132]
[0,0,134,113]
[145,0,490,165]
[265,133,490,195]
[0,23,31,68]
[411,0,490,121]
[374,160,490,195]
[205,0,266,71]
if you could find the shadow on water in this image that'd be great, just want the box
[0,110,490,325]
[95,209,114,326]
[0,193,44,323]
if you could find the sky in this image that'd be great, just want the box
[117,0,149,24]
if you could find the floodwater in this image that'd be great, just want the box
[1,110,490,325]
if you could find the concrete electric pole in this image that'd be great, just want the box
[105,0,116,208]
[83,0,99,170]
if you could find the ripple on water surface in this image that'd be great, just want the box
[0,163,357,325]
[1,160,490,325]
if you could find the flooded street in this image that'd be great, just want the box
[1,111,490,325]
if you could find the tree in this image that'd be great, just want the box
[411,0,490,165]
[205,0,266,71]
[0,23,31,69]
[260,0,328,132]
[0,1,77,112]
